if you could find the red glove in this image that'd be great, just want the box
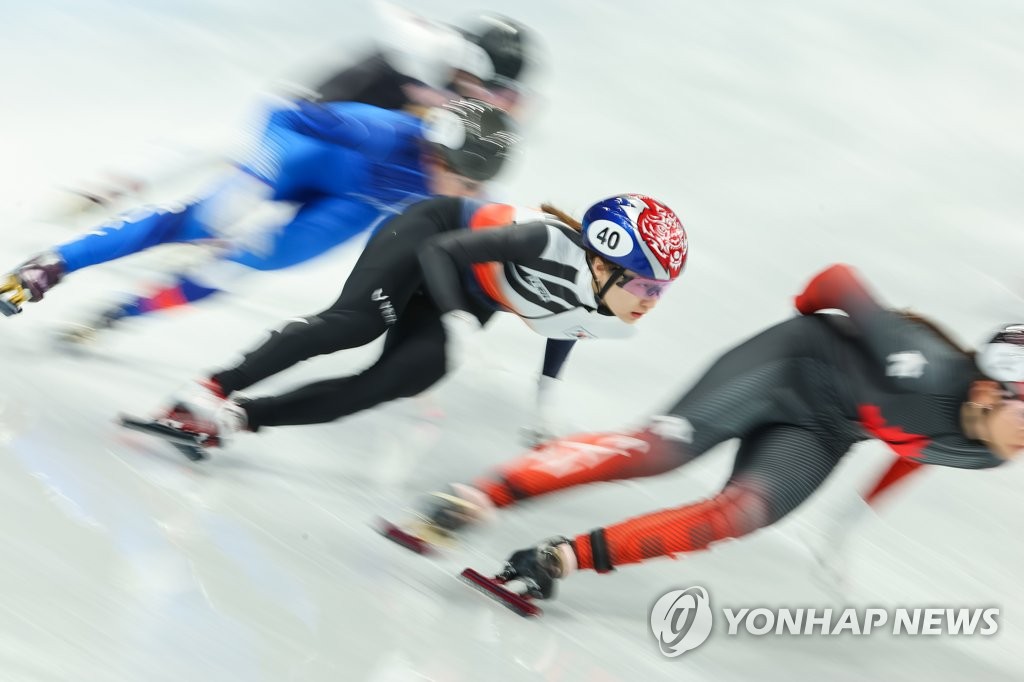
[793,264,867,314]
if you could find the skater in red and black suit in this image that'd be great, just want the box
[406,264,1023,602]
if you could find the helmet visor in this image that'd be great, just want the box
[979,324,1024,384]
[616,273,672,300]
[455,78,523,111]
[981,342,1024,383]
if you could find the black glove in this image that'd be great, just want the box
[499,536,577,600]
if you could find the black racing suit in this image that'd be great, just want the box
[212,197,586,429]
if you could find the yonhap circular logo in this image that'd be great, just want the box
[650,586,713,657]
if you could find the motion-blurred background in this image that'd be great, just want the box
[1,1,1023,680]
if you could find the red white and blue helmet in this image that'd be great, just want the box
[581,194,688,281]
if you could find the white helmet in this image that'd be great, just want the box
[374,2,493,90]
[977,324,1024,389]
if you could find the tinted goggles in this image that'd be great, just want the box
[616,273,672,300]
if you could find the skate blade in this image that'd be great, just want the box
[460,568,542,617]
[55,323,97,346]
[377,518,438,555]
[0,299,21,317]
[119,414,209,462]
[0,278,25,316]
[47,186,124,220]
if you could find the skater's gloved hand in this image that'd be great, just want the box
[520,375,561,447]
[500,536,577,600]
[441,310,482,373]
[794,263,869,315]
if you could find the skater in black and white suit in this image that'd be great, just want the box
[130,193,688,452]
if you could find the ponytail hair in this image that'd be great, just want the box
[540,203,582,232]
[899,310,976,361]
[540,203,614,272]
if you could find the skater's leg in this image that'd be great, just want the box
[473,321,834,507]
[106,275,223,322]
[209,291,389,395]
[240,294,447,427]
[2,172,271,316]
[54,205,212,273]
[56,272,222,343]
[94,198,384,327]
[474,429,698,508]
[571,424,848,571]
[55,171,271,273]
[210,197,461,393]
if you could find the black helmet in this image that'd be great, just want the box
[421,99,519,181]
[469,15,529,83]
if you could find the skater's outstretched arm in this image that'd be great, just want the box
[541,338,575,379]
[518,339,577,445]
[794,264,966,393]
[418,220,553,314]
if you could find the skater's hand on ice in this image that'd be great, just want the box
[520,375,561,447]
[519,424,555,448]
[441,310,482,373]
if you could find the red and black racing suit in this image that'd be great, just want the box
[471,264,1003,572]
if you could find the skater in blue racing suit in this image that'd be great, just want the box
[0,99,516,328]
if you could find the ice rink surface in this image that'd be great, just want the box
[2,1,1024,680]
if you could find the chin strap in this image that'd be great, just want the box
[589,258,624,309]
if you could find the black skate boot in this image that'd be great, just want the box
[461,537,578,618]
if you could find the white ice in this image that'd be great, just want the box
[1,1,1023,680]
